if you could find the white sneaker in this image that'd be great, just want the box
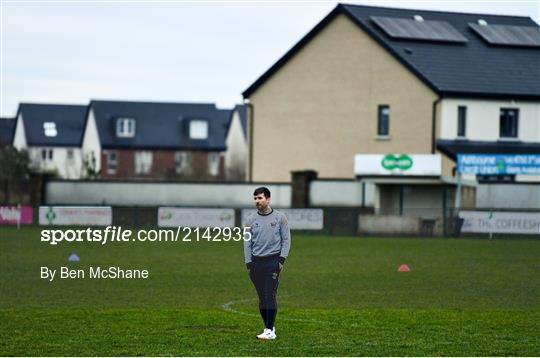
[256,328,277,340]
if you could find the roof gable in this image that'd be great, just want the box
[19,103,88,147]
[226,104,248,138]
[243,4,540,100]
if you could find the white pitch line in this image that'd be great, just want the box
[220,296,348,325]
[221,297,259,317]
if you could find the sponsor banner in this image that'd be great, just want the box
[242,209,324,230]
[39,206,112,226]
[354,154,441,176]
[158,207,235,228]
[457,154,540,175]
[459,211,540,235]
[0,206,33,225]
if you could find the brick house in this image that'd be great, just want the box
[84,100,233,180]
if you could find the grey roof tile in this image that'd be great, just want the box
[90,100,233,150]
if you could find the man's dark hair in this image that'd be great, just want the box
[253,186,271,198]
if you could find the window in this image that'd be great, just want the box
[477,174,515,183]
[43,122,57,137]
[134,151,152,174]
[208,152,220,176]
[116,117,136,138]
[377,105,390,136]
[67,149,74,160]
[41,149,53,161]
[500,108,519,138]
[107,151,117,174]
[457,106,467,137]
[189,120,208,139]
[175,152,187,174]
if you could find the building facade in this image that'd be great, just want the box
[243,4,540,212]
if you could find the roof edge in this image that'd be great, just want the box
[242,4,442,98]
[101,145,227,151]
[89,99,218,108]
[339,5,441,94]
[441,91,540,101]
[339,2,538,21]
[19,102,88,108]
[243,4,540,100]
[436,138,540,160]
[243,5,343,98]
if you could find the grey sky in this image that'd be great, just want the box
[1,0,538,117]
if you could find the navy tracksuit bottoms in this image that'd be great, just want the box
[249,253,281,329]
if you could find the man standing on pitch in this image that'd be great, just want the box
[244,186,291,340]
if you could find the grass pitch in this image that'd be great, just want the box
[1,227,539,356]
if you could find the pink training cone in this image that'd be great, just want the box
[398,264,410,272]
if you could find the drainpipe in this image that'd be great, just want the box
[244,99,254,182]
[431,96,442,154]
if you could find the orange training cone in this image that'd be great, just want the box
[398,264,410,272]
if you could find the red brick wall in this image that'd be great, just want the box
[101,149,224,181]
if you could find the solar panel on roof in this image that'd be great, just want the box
[370,16,468,43]
[469,23,540,48]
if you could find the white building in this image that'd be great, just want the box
[12,103,91,179]
[439,99,540,181]
[224,104,248,181]
[437,98,540,208]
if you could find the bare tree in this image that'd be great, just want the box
[0,147,31,203]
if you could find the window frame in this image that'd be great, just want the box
[499,108,519,139]
[107,151,118,174]
[43,122,57,137]
[457,106,467,138]
[134,151,153,175]
[377,105,390,137]
[40,148,53,161]
[116,117,136,138]
[189,119,209,140]
[175,151,187,174]
[208,152,220,176]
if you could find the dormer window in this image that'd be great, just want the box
[189,119,208,140]
[116,117,136,138]
[43,122,57,137]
